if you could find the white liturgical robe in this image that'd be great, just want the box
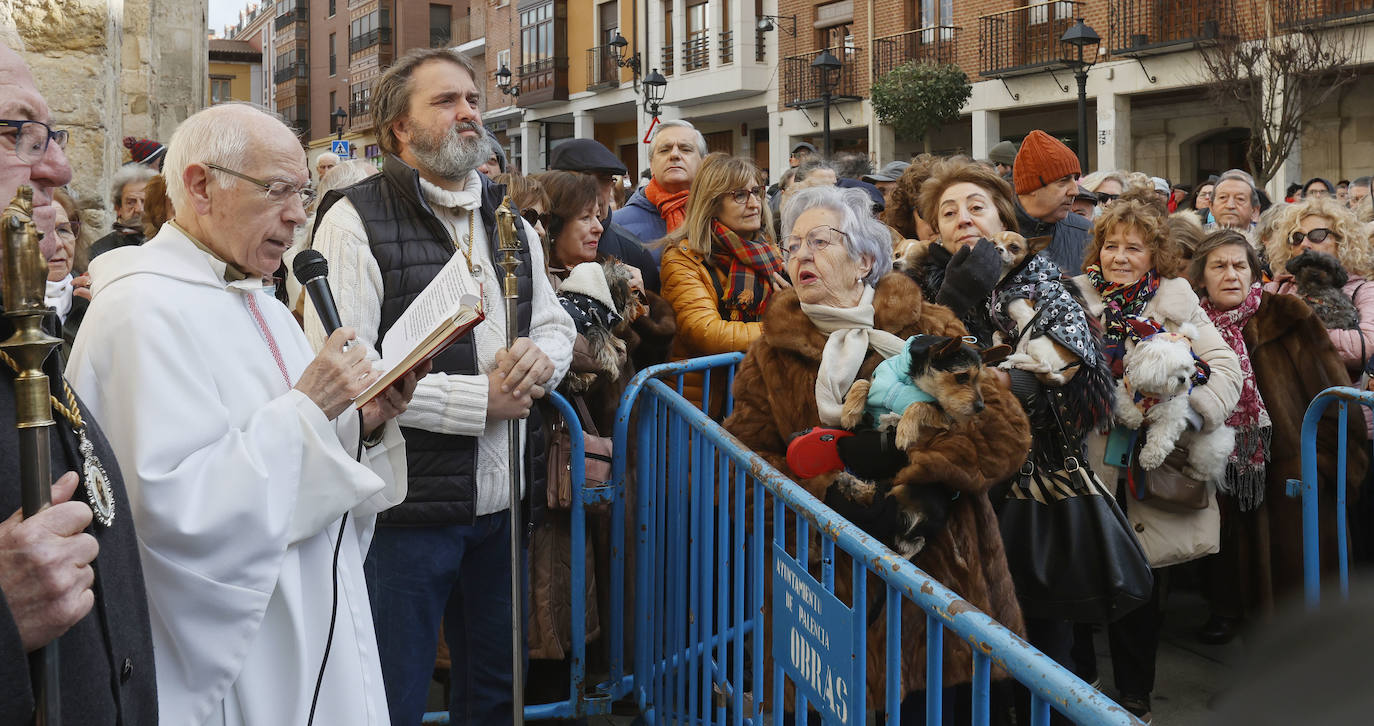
[68,224,405,726]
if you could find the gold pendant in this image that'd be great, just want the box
[78,428,115,527]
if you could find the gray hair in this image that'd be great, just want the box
[373,47,479,158]
[794,158,836,184]
[319,159,378,196]
[1353,176,1372,189]
[1216,168,1260,207]
[315,151,340,169]
[832,151,872,181]
[163,102,288,213]
[110,164,157,208]
[648,119,708,157]
[781,185,892,287]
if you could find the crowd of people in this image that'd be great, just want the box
[4,36,1374,726]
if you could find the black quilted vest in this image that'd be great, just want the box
[312,155,546,526]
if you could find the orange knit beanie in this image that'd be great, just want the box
[1013,129,1081,195]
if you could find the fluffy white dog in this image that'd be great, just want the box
[1114,319,1235,480]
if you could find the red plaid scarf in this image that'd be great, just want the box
[708,221,784,322]
[1202,283,1270,510]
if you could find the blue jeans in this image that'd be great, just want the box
[365,512,529,726]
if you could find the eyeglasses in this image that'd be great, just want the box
[1290,228,1336,246]
[721,186,766,205]
[0,119,69,164]
[206,163,317,207]
[1097,192,1120,204]
[521,209,549,228]
[782,225,847,261]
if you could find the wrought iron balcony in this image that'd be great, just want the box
[720,30,733,64]
[586,45,619,90]
[682,36,710,72]
[781,46,862,109]
[978,0,1083,78]
[1109,0,1233,56]
[1276,0,1374,27]
[349,100,369,119]
[517,57,570,106]
[349,27,391,55]
[873,26,960,78]
[661,44,674,75]
[273,62,309,85]
[274,3,307,31]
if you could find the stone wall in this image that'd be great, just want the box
[1,0,207,227]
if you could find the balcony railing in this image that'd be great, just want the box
[516,56,570,105]
[586,45,619,90]
[349,100,369,119]
[274,3,307,31]
[720,30,733,64]
[661,44,674,75]
[781,46,862,109]
[1276,0,1374,27]
[978,0,1083,78]
[873,26,960,77]
[273,62,309,85]
[682,36,710,71]
[350,27,391,55]
[1109,0,1233,55]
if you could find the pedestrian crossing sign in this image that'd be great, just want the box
[330,140,351,157]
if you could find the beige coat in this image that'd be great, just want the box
[1073,275,1244,567]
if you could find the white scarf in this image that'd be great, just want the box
[45,274,73,323]
[801,285,906,426]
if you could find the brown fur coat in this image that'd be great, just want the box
[723,273,1030,711]
[1214,291,1369,615]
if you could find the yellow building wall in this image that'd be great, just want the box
[567,0,595,93]
[617,0,635,85]
[208,60,254,104]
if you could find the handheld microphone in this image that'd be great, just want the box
[292,249,343,335]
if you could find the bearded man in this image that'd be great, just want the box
[309,47,574,725]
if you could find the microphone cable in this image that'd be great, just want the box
[306,409,366,726]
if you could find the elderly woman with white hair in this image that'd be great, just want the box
[724,184,1030,719]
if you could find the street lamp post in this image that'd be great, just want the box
[608,31,644,90]
[1060,18,1100,173]
[495,64,521,97]
[811,49,842,158]
[331,106,348,143]
[643,68,668,120]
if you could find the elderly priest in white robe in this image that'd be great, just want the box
[67,103,427,726]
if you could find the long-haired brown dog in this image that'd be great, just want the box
[827,335,1007,559]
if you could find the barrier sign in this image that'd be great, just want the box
[330,139,351,157]
[772,542,855,724]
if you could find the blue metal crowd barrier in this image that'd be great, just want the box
[615,354,1140,725]
[421,357,1142,724]
[1291,385,1374,608]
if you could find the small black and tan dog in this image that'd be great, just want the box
[823,335,1007,559]
[1286,250,1360,331]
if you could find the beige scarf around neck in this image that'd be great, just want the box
[801,285,906,426]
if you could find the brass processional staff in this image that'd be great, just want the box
[494,196,526,725]
[2,186,66,726]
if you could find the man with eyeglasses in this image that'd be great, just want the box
[0,42,160,725]
[1011,130,1091,273]
[68,101,427,726]
[309,47,574,725]
[549,138,661,292]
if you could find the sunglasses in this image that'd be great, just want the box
[522,209,549,228]
[1290,228,1336,246]
[1097,192,1120,203]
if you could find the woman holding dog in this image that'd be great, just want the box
[1191,229,1366,647]
[659,153,786,411]
[1261,196,1374,384]
[1074,199,1242,722]
[724,184,1031,721]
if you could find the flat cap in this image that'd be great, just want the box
[988,140,1019,166]
[862,160,911,183]
[548,139,628,175]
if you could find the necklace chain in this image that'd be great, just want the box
[457,210,478,275]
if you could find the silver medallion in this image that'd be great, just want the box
[78,429,115,527]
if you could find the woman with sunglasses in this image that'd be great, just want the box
[1262,195,1374,385]
[659,152,785,411]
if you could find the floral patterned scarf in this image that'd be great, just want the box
[1202,283,1271,510]
[1087,264,1161,377]
[708,221,785,321]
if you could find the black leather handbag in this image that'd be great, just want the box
[998,394,1154,623]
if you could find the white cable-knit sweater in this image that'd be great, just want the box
[307,169,575,516]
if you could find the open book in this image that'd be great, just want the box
[354,254,484,407]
